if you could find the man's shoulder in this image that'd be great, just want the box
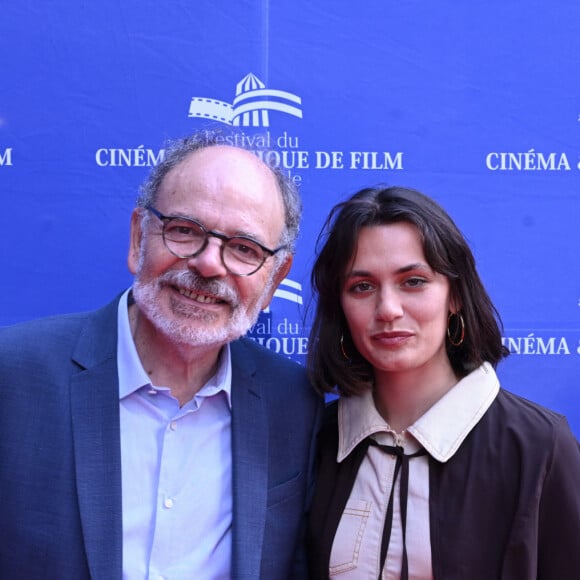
[1,310,90,334]
[0,311,89,355]
[0,296,120,357]
[231,337,322,404]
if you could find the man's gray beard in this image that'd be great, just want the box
[132,269,275,348]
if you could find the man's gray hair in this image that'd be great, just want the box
[137,128,302,254]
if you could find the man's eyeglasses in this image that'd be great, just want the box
[145,206,287,276]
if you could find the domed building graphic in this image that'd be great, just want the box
[188,72,302,127]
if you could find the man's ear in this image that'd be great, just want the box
[127,208,143,275]
[261,255,293,310]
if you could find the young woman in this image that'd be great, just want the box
[307,186,580,579]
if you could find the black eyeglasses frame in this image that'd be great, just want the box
[144,205,287,276]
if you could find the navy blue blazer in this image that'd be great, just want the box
[0,295,323,579]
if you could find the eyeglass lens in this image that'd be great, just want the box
[162,218,266,275]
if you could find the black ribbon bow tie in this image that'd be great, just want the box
[368,438,427,580]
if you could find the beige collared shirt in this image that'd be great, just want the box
[330,363,500,579]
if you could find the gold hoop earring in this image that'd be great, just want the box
[447,312,465,347]
[340,333,352,363]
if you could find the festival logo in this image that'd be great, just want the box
[247,278,308,360]
[188,73,303,128]
[97,72,404,179]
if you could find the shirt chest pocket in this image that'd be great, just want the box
[329,498,371,575]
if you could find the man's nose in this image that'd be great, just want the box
[186,238,228,278]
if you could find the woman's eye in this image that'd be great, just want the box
[404,277,427,288]
[350,281,374,293]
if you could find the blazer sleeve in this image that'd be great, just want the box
[290,395,325,580]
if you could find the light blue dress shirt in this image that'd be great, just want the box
[117,290,233,580]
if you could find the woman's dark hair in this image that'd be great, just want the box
[307,186,509,396]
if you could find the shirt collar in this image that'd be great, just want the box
[337,362,499,463]
[116,289,233,408]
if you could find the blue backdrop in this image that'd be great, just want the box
[1,1,579,435]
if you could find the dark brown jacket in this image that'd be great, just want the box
[308,390,580,579]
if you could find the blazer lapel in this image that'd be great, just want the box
[70,298,123,580]
[230,340,269,580]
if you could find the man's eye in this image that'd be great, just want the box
[234,243,251,254]
[166,222,202,238]
[176,226,195,235]
[229,240,262,262]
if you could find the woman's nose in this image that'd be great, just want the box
[376,288,404,320]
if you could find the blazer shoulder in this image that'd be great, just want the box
[231,337,322,405]
[0,311,89,356]
[0,295,121,368]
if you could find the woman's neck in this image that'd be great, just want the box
[373,363,459,433]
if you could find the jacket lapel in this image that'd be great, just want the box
[70,298,123,580]
[230,340,269,579]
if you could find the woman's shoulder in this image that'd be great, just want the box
[495,388,567,425]
[483,388,578,449]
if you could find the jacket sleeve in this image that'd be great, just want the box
[537,417,580,579]
[290,393,325,580]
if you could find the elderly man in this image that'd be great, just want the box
[0,130,322,579]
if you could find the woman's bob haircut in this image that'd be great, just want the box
[307,186,508,396]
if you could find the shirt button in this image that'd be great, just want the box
[164,497,174,509]
[169,421,177,431]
